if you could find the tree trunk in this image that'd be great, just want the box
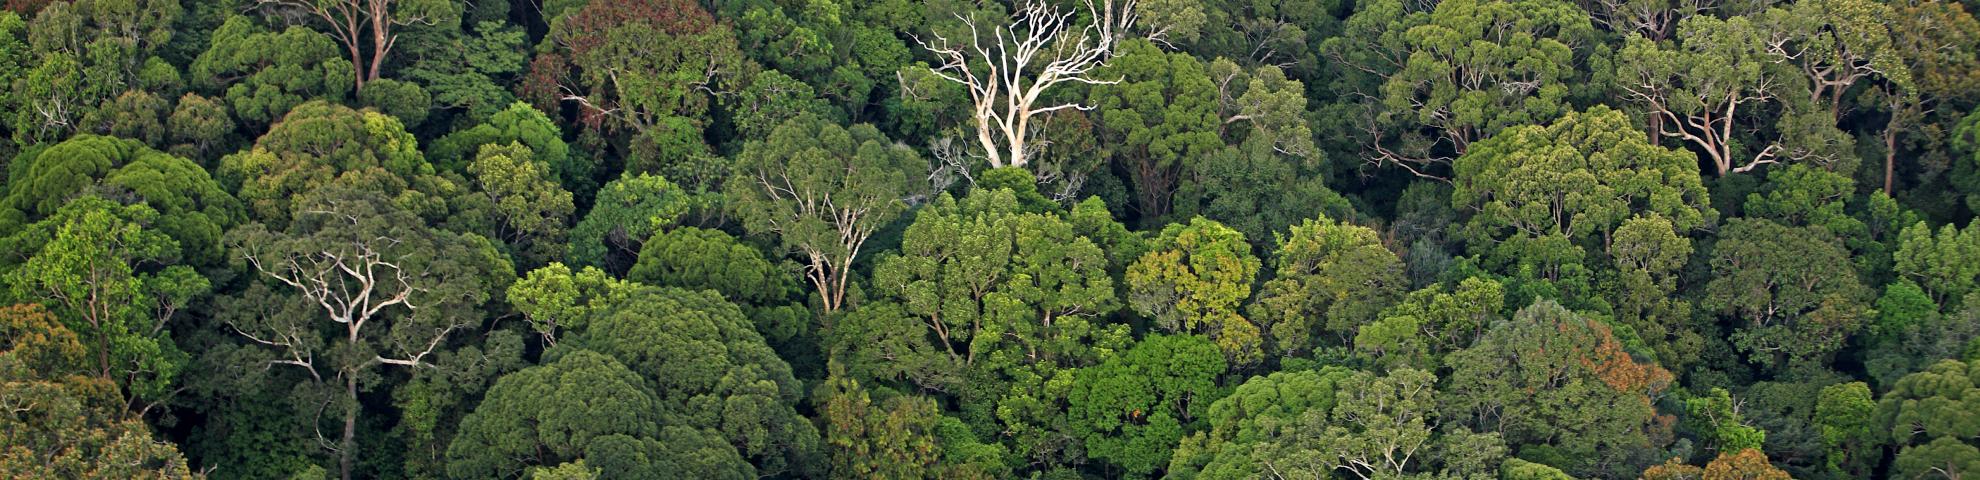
[367,0,388,83]
[340,374,359,480]
[1884,126,1898,194]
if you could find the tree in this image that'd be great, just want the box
[1248,214,1405,356]
[1813,382,1879,477]
[253,0,456,89]
[1452,106,1715,286]
[1355,277,1505,369]
[1616,16,1799,176]
[1326,0,1595,179]
[1758,0,1909,120]
[215,101,455,230]
[0,304,198,479]
[1869,0,1980,194]
[427,102,591,201]
[1167,368,1353,479]
[521,0,745,157]
[911,0,1137,169]
[1684,388,1767,454]
[444,349,752,480]
[565,173,689,272]
[1893,220,1980,308]
[1067,334,1226,477]
[1,196,202,406]
[1704,219,1870,371]
[628,226,808,348]
[1878,359,1980,480]
[1086,39,1222,219]
[465,142,575,268]
[819,374,945,479]
[1442,300,1673,477]
[1126,217,1263,367]
[189,17,353,127]
[0,134,244,268]
[223,189,514,480]
[729,115,918,313]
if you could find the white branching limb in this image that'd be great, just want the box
[913,0,1136,169]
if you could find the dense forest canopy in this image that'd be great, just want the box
[5,0,1980,478]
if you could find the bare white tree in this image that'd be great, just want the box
[913,0,1138,169]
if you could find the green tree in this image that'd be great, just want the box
[1813,381,1879,477]
[819,374,945,479]
[427,102,594,205]
[1452,106,1715,293]
[565,173,689,272]
[1878,359,1980,480]
[444,349,751,480]
[1087,39,1223,220]
[215,101,456,230]
[189,17,353,127]
[1355,277,1506,370]
[1126,217,1263,367]
[1442,300,1674,477]
[1893,220,1980,308]
[728,115,917,313]
[223,189,514,480]
[1704,219,1870,371]
[1248,213,1405,356]
[0,134,243,268]
[1166,368,1355,479]
[1,196,201,404]
[522,0,746,158]
[1684,388,1767,454]
[628,226,808,349]
[1068,334,1226,477]
[465,142,575,268]
[1326,0,1594,179]
[0,303,198,479]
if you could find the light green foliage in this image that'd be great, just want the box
[1356,277,1505,369]
[1067,334,1226,477]
[506,263,632,346]
[190,17,352,126]
[1615,14,1797,177]
[8,0,182,145]
[728,115,917,313]
[1759,0,1910,117]
[1,196,198,402]
[1442,300,1672,477]
[216,101,453,230]
[166,93,231,159]
[1813,382,1878,477]
[1176,61,1346,246]
[565,174,688,271]
[1453,106,1714,288]
[1684,388,1767,453]
[1894,220,1980,308]
[466,142,574,267]
[81,89,169,147]
[1269,368,1450,478]
[1878,359,1980,479]
[1704,219,1870,371]
[1,134,243,268]
[1249,214,1405,356]
[1865,283,1980,387]
[1127,217,1262,367]
[528,460,598,480]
